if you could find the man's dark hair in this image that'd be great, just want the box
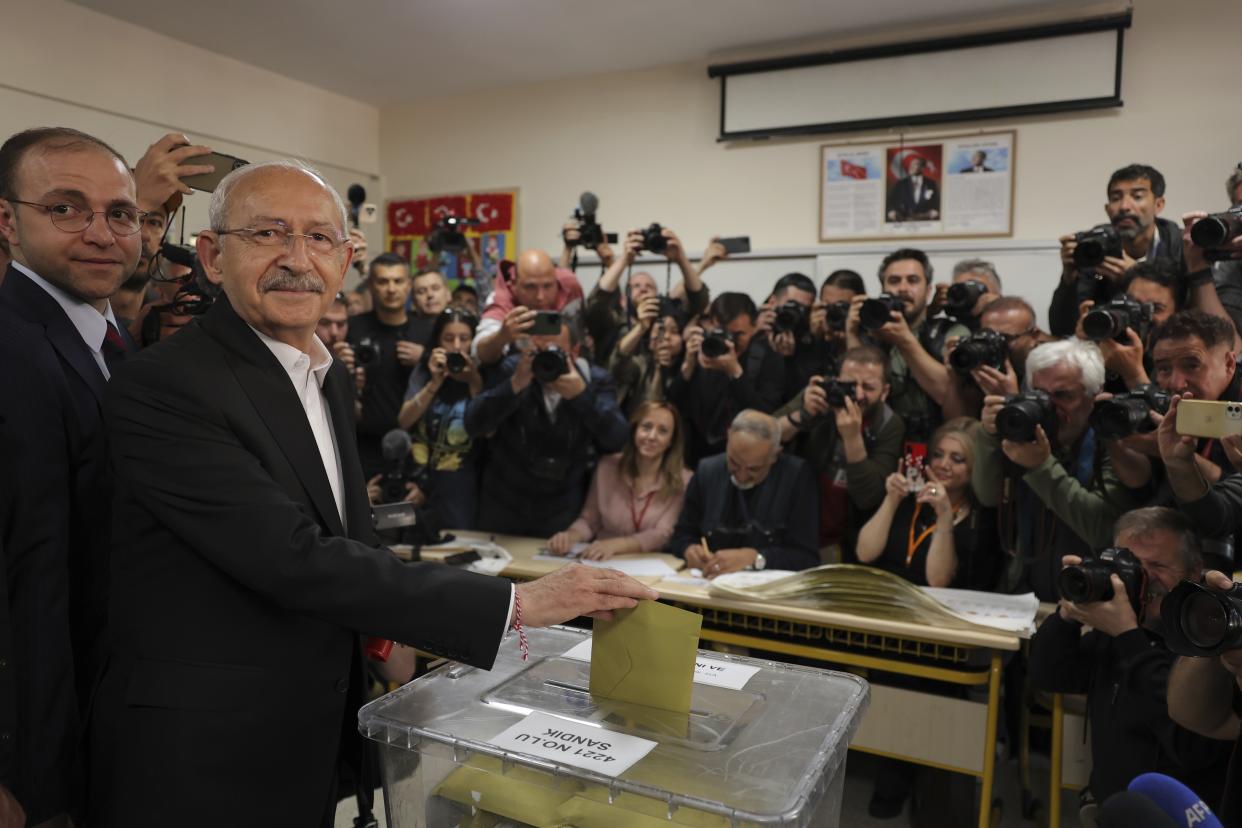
[1121,259,1179,296]
[368,252,410,279]
[772,272,816,300]
[980,295,1036,323]
[708,292,757,326]
[1108,163,1166,198]
[878,248,932,285]
[0,127,128,200]
[452,283,478,298]
[1150,309,1236,351]
[822,269,865,295]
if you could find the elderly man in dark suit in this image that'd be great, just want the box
[886,156,940,222]
[87,159,657,827]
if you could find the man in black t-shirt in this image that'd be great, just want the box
[348,252,426,477]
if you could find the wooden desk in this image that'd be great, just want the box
[419,530,685,581]
[428,531,1019,828]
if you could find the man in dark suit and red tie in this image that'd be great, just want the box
[886,156,941,222]
[85,158,658,827]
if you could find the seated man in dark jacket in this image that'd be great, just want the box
[1029,507,1232,816]
[465,318,628,536]
[671,410,818,576]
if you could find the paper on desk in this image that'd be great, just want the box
[531,553,678,578]
[590,601,701,714]
[919,587,1040,634]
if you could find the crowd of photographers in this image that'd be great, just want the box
[5,121,1242,827]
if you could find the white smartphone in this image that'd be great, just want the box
[1175,399,1242,439]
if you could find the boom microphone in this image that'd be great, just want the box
[578,191,599,215]
[1129,773,1223,828]
[1099,791,1180,827]
[347,184,367,227]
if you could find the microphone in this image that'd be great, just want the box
[381,428,412,462]
[347,183,367,227]
[1099,791,1180,827]
[1128,773,1223,828]
[578,191,599,216]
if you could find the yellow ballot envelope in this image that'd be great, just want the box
[589,600,702,715]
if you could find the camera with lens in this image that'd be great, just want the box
[445,352,468,374]
[945,280,988,320]
[1073,224,1124,269]
[564,192,618,250]
[1082,295,1153,344]
[1089,383,1171,440]
[1162,579,1242,657]
[949,329,1008,375]
[825,301,851,332]
[772,300,809,335]
[427,214,481,253]
[641,222,668,255]
[1058,547,1146,614]
[814,378,857,409]
[532,346,570,383]
[996,389,1056,443]
[859,294,904,331]
[1190,205,1242,258]
[700,328,734,359]
[355,337,382,366]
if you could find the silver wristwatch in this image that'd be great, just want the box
[751,553,767,571]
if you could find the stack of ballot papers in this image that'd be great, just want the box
[708,564,1039,636]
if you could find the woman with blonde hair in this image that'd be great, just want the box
[548,401,692,560]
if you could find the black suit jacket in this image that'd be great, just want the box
[887,175,940,218]
[88,296,511,827]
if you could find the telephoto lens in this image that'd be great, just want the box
[1162,580,1242,657]
[859,294,903,330]
[995,390,1055,443]
[1190,205,1242,249]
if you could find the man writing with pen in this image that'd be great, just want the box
[669,410,819,577]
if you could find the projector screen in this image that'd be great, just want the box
[711,15,1129,140]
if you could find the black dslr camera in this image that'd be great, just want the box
[1162,579,1242,657]
[445,352,468,374]
[825,301,851,332]
[945,280,988,320]
[355,337,382,366]
[772,300,808,335]
[641,223,668,255]
[859,294,903,330]
[565,192,618,250]
[949,329,1007,375]
[1190,205,1242,258]
[996,389,1056,443]
[1073,224,1124,269]
[700,328,734,359]
[1058,547,1146,614]
[814,378,857,409]
[1082,295,1154,344]
[532,346,570,383]
[427,214,480,253]
[1089,383,1171,440]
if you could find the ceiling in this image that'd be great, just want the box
[70,0,1075,105]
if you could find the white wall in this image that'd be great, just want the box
[380,0,1241,313]
[0,0,382,279]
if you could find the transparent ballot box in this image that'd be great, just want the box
[359,625,869,827]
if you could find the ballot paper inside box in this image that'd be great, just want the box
[359,625,868,828]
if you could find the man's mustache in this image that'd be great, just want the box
[258,270,325,293]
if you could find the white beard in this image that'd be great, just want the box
[731,475,758,491]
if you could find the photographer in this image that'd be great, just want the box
[975,339,1137,600]
[760,272,836,402]
[1166,568,1242,825]
[1049,164,1184,336]
[1078,260,1182,393]
[941,297,1051,420]
[347,252,424,478]
[473,248,583,366]
[930,258,1002,330]
[608,299,687,415]
[670,410,818,576]
[856,417,998,590]
[810,269,866,379]
[559,215,615,271]
[394,307,484,529]
[465,316,627,535]
[776,345,904,561]
[1029,508,1231,813]
[849,248,970,443]
[583,225,705,366]
[670,292,785,463]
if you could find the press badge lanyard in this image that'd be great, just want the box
[630,490,657,532]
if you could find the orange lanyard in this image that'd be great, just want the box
[906,503,936,567]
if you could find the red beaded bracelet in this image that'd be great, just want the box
[511,589,529,662]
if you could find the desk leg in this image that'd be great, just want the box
[1049,693,1064,828]
[978,651,1002,828]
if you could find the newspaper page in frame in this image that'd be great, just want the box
[820,131,1014,241]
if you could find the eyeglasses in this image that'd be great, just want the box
[214,225,346,255]
[8,199,146,236]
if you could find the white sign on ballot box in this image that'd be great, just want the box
[485,711,656,777]
[560,639,761,691]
